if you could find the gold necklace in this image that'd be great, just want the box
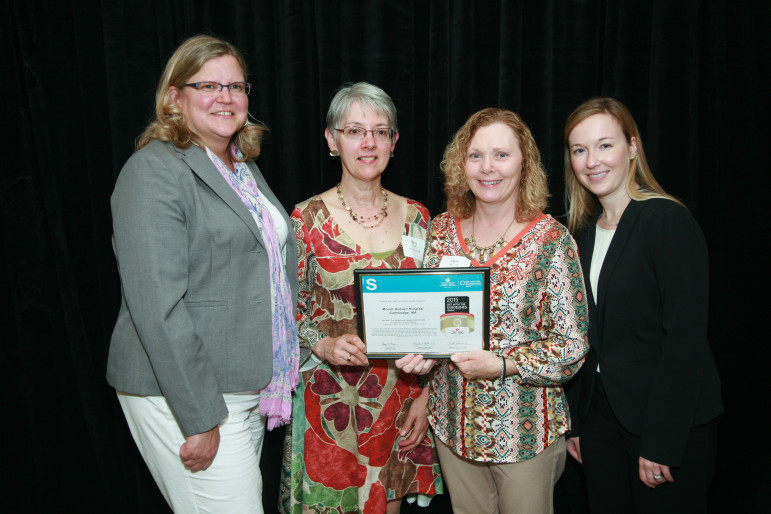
[337,183,389,229]
[598,213,619,229]
[464,214,516,262]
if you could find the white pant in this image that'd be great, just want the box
[118,391,266,513]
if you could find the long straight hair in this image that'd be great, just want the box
[563,97,683,234]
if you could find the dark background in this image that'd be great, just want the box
[4,0,769,512]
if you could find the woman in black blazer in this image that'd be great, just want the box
[562,97,722,513]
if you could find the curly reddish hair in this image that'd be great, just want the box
[441,108,548,221]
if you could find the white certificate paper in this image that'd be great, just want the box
[354,268,490,358]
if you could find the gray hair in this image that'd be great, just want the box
[326,82,398,139]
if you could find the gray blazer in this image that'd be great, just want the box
[107,140,298,436]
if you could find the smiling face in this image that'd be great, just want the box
[464,122,523,210]
[568,113,637,203]
[169,54,248,157]
[325,101,398,183]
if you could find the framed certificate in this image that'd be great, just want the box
[353,267,490,358]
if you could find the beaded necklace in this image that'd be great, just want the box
[463,214,516,262]
[336,183,389,229]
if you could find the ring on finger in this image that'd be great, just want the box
[347,353,352,361]
[653,474,664,481]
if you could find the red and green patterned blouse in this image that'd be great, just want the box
[280,196,442,514]
[425,212,589,463]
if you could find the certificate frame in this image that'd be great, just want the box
[353,267,490,358]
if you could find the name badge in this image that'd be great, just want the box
[402,235,426,262]
[439,255,471,268]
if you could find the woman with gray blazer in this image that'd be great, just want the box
[107,35,298,513]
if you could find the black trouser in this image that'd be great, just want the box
[581,376,718,513]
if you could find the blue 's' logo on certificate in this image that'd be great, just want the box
[364,274,483,293]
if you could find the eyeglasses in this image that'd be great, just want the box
[334,126,395,141]
[183,81,252,96]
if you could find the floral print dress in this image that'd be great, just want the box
[279,196,442,514]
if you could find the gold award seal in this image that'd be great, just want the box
[440,312,475,335]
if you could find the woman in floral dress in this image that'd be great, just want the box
[279,82,442,514]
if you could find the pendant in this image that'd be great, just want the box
[464,236,504,262]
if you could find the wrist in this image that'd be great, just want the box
[307,329,328,355]
[499,356,518,379]
[507,358,518,376]
[312,337,330,358]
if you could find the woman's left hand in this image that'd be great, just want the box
[639,456,674,488]
[397,387,430,452]
[450,350,501,379]
[313,334,368,367]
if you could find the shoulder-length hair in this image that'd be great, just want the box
[135,34,267,160]
[442,108,548,221]
[563,97,682,234]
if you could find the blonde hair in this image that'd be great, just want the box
[136,34,267,159]
[441,108,548,221]
[563,97,682,234]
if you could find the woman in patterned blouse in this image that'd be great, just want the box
[401,108,589,513]
[279,82,442,514]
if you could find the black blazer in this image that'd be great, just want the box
[567,198,722,466]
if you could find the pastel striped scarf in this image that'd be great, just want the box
[207,146,299,429]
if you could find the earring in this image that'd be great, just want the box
[390,152,394,158]
[329,150,339,157]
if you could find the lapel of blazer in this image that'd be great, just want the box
[176,145,266,248]
[595,199,645,328]
[577,216,600,352]
[578,220,597,306]
[244,159,296,267]
[245,159,290,229]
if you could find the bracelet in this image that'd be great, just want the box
[500,356,507,383]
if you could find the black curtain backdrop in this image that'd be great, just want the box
[4,0,769,512]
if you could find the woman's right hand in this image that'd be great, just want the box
[314,334,369,366]
[180,425,220,472]
[566,436,582,464]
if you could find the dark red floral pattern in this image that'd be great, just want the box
[279,197,442,514]
[312,366,384,432]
